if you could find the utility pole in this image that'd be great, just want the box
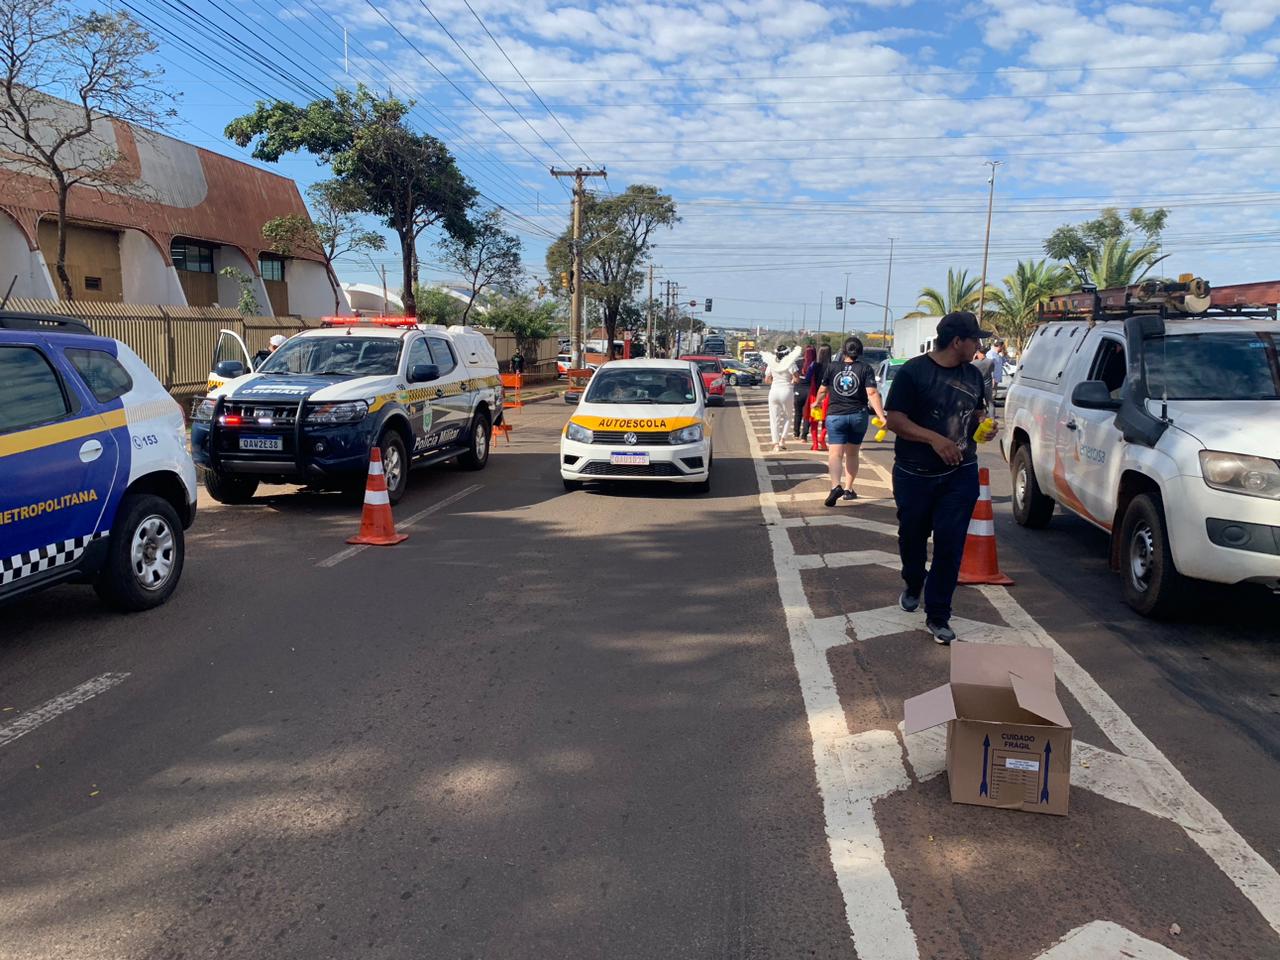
[647,264,655,356]
[817,289,824,332]
[842,272,851,336]
[976,162,1001,329]
[882,237,895,350]
[550,166,607,367]
[380,265,388,317]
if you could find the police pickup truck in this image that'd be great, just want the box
[192,319,501,504]
[1,313,197,610]
[1002,279,1280,616]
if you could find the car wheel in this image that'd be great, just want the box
[202,469,258,505]
[378,430,410,504]
[563,478,582,492]
[93,493,184,611]
[1120,493,1189,618]
[1010,445,1054,529]
[729,374,738,386]
[459,410,491,471]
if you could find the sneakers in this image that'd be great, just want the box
[926,619,956,645]
[841,489,858,501]
[824,485,844,507]
[899,590,920,613]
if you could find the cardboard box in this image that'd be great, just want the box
[903,643,1073,816]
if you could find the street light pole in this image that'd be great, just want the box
[881,238,895,352]
[976,161,1002,328]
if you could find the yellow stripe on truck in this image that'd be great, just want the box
[569,415,702,432]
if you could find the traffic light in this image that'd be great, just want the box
[835,296,843,310]
[560,271,570,290]
[705,298,712,312]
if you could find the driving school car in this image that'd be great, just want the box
[560,359,713,492]
[192,318,501,505]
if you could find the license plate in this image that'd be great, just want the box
[610,451,649,466]
[239,436,283,451]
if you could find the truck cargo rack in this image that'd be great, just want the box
[1039,277,1279,324]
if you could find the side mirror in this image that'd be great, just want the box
[1071,379,1121,411]
[214,359,246,379]
[409,363,440,383]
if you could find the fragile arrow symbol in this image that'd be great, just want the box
[980,735,990,797]
[1041,741,1052,804]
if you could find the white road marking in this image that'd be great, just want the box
[738,397,1280,956]
[0,673,131,748]
[318,484,482,567]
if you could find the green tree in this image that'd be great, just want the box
[261,179,385,313]
[1083,237,1168,290]
[486,292,559,364]
[986,259,1074,352]
[546,184,678,359]
[438,209,522,324]
[218,267,261,315]
[1042,206,1169,287]
[226,85,476,317]
[413,285,464,325]
[906,268,988,318]
[0,1,177,298]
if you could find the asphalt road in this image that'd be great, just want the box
[2,391,1277,959]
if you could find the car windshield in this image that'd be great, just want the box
[883,364,901,381]
[585,368,697,405]
[1144,332,1280,400]
[258,336,402,377]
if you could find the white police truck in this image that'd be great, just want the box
[192,319,502,504]
[1,313,197,610]
[1002,278,1280,616]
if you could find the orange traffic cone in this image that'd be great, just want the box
[958,467,1013,585]
[346,447,408,546]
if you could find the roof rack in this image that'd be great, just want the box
[1040,276,1279,323]
[0,311,93,333]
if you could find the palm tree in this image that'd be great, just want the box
[1084,238,1168,290]
[905,268,989,318]
[987,259,1074,353]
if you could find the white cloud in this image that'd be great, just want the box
[1214,0,1280,34]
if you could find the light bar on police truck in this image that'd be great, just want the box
[319,317,419,327]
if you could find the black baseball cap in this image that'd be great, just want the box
[937,311,993,341]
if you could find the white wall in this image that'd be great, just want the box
[287,259,348,317]
[0,214,56,299]
[213,246,270,314]
[119,229,186,305]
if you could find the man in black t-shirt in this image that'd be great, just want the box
[884,311,995,645]
[814,337,887,505]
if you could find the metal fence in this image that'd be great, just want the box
[5,299,560,400]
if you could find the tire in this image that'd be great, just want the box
[1119,493,1188,618]
[563,478,582,492]
[378,430,410,505]
[459,410,491,471]
[202,469,258,505]
[729,374,739,386]
[93,493,184,612]
[1010,445,1054,529]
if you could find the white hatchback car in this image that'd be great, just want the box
[560,359,713,492]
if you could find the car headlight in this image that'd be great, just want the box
[192,397,216,421]
[670,424,703,444]
[1199,450,1280,500]
[566,421,593,443]
[711,378,725,390]
[306,400,368,424]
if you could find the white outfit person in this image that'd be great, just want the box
[764,345,804,445]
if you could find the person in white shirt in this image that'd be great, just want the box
[763,342,804,451]
[985,340,1006,385]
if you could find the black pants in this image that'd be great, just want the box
[794,391,809,438]
[893,462,979,622]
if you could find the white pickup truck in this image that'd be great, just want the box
[1002,284,1280,616]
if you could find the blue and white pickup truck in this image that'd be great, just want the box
[0,313,197,610]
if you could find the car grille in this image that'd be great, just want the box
[221,400,301,427]
[590,430,673,445]
[580,461,681,477]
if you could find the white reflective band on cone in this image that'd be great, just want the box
[368,461,384,476]
[979,484,991,499]
[364,490,390,506]
[967,518,996,537]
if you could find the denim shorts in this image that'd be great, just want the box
[825,410,870,445]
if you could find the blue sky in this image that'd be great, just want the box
[112,0,1280,332]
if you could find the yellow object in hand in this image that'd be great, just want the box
[871,416,887,442]
[810,405,825,422]
[973,417,997,443]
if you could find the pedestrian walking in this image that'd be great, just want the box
[884,311,996,645]
[794,346,817,440]
[807,344,833,450]
[763,342,804,451]
[814,337,887,506]
[984,339,1007,386]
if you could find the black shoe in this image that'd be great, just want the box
[926,619,956,645]
[824,485,844,507]
[842,489,858,500]
[899,590,920,613]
